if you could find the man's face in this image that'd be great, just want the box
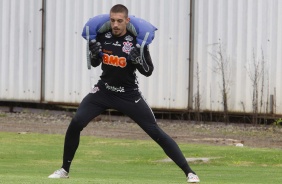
[110,12,129,37]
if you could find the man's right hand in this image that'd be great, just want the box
[89,40,102,58]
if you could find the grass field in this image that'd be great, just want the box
[0,132,281,184]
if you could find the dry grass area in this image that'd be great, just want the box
[1,108,282,149]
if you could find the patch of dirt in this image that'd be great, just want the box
[1,109,282,149]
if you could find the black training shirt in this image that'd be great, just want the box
[91,30,154,92]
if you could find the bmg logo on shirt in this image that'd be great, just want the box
[103,54,127,68]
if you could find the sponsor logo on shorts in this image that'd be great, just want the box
[105,83,125,93]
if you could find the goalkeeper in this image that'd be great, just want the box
[48,4,200,183]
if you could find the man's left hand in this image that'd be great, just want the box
[129,45,142,64]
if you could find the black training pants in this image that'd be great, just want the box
[62,84,193,176]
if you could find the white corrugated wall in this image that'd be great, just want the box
[1,0,282,114]
[0,0,43,101]
[43,0,191,109]
[137,0,190,110]
[193,0,282,114]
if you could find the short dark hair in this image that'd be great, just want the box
[110,4,128,18]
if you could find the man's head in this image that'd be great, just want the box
[110,4,130,37]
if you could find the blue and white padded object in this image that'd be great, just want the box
[82,14,157,71]
[82,14,157,46]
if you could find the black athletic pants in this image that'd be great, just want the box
[61,84,194,176]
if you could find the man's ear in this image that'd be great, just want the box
[126,17,130,23]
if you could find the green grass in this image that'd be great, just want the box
[0,132,281,184]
